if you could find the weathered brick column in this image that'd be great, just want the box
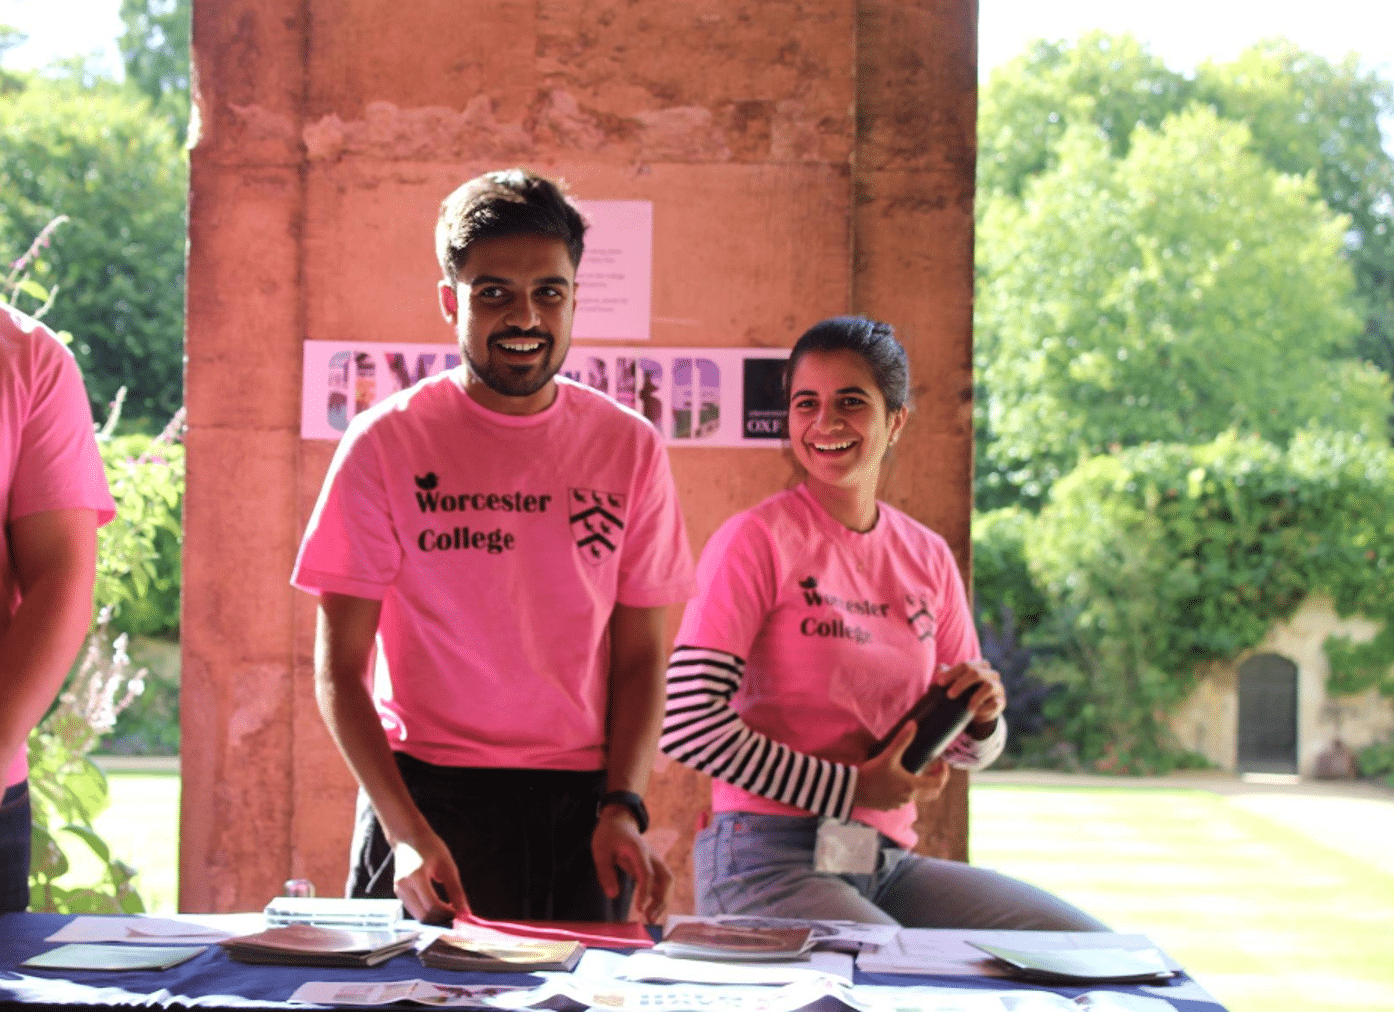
[183,0,978,913]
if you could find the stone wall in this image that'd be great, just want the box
[182,0,979,913]
[1170,595,1394,774]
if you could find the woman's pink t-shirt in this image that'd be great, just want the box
[676,485,981,847]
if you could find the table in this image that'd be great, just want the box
[0,912,1230,1011]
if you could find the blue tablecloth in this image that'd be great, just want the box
[0,913,1229,1010]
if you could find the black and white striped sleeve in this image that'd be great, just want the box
[661,644,857,821]
[940,717,1007,771]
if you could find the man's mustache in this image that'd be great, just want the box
[490,327,552,343]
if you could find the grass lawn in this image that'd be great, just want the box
[86,771,180,914]
[969,784,1394,1012]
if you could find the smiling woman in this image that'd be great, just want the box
[659,316,1107,930]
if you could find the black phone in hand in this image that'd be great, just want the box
[868,682,975,774]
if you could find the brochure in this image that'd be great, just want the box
[21,943,208,971]
[967,943,1176,985]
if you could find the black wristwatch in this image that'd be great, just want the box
[597,789,649,834]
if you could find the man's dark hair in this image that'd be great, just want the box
[435,168,588,282]
[783,315,910,413]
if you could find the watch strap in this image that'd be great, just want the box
[597,789,649,834]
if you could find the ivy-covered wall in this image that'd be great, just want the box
[974,428,1394,774]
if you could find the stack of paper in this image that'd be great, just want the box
[219,924,418,967]
[420,935,585,972]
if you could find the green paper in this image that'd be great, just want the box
[22,943,208,971]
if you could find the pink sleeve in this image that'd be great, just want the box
[11,335,113,524]
[934,545,980,668]
[291,422,401,600]
[674,511,775,659]
[614,436,696,607]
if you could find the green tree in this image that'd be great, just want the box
[976,106,1390,503]
[978,34,1394,405]
[1195,41,1394,383]
[977,32,1191,200]
[0,24,26,92]
[118,0,191,143]
[0,79,187,424]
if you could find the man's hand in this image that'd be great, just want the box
[591,806,671,924]
[391,830,469,924]
[939,659,1006,728]
[852,722,950,810]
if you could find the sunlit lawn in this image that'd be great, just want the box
[75,773,1394,1012]
[85,771,180,914]
[969,784,1394,1012]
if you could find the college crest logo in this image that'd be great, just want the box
[569,488,627,564]
[906,594,935,641]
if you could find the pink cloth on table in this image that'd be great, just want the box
[1,306,115,787]
[292,371,694,771]
[676,484,981,848]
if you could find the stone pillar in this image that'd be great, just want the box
[183,0,978,913]
[853,0,979,862]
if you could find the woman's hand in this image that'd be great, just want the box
[939,659,1006,729]
[852,722,950,810]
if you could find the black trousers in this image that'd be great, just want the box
[347,754,632,921]
[0,781,31,913]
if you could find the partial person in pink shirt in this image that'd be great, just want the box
[661,316,1105,928]
[0,305,115,912]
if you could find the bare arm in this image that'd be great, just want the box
[314,591,467,921]
[0,508,99,778]
[592,602,673,923]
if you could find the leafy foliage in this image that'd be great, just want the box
[118,0,191,144]
[978,32,1191,199]
[97,421,185,638]
[28,611,147,914]
[0,78,187,426]
[977,106,1390,504]
[978,34,1394,406]
[1356,735,1394,788]
[1008,431,1394,771]
[1195,41,1394,384]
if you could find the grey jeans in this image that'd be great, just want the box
[694,811,1108,929]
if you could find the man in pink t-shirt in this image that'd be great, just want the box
[0,305,115,912]
[293,170,695,925]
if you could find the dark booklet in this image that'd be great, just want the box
[419,935,584,972]
[219,924,419,967]
[868,682,975,773]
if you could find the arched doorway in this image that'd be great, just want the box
[1237,653,1299,774]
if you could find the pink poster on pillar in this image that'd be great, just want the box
[301,340,788,448]
[573,200,652,342]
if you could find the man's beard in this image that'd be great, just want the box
[464,329,562,399]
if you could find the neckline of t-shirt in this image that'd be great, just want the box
[447,369,568,428]
[794,482,887,541]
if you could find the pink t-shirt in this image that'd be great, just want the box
[675,484,982,847]
[2,306,115,787]
[293,372,695,771]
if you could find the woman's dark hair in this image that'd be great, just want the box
[782,315,910,413]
